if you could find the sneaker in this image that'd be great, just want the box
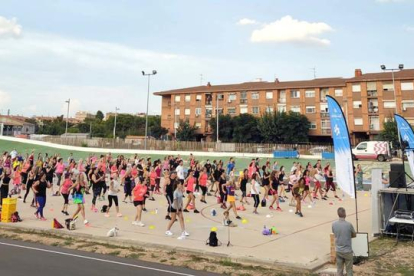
[194,209,200,214]
[253,211,259,215]
[322,197,328,201]
[298,212,303,217]
[34,212,39,219]
[183,209,189,213]
[93,208,98,213]
[177,234,186,240]
[84,220,89,225]
[236,216,242,220]
[269,206,274,210]
[183,231,190,236]
[116,213,123,217]
[334,195,340,199]
[165,215,171,220]
[64,211,70,216]
[132,221,139,226]
[143,208,147,212]
[165,230,173,236]
[223,219,229,226]
[104,213,110,218]
[276,207,282,212]
[40,217,47,221]
[61,210,65,214]
[137,222,145,227]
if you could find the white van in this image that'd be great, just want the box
[352,141,391,162]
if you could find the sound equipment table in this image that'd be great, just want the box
[388,217,414,242]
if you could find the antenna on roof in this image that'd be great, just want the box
[200,74,203,86]
[310,67,316,79]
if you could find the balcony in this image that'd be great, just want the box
[368,106,379,114]
[321,129,332,135]
[279,98,286,103]
[320,113,330,118]
[367,91,378,98]
[240,99,248,104]
[369,124,380,131]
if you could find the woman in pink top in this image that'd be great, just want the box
[198,167,208,204]
[301,169,314,204]
[54,158,65,188]
[184,170,199,213]
[60,173,72,216]
[149,167,157,201]
[248,160,256,179]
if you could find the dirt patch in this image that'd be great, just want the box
[0,227,309,276]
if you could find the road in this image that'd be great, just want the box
[0,238,216,276]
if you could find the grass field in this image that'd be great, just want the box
[0,139,315,172]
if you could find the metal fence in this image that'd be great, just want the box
[34,136,333,155]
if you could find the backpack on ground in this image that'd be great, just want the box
[261,198,267,207]
[206,231,221,247]
[11,211,22,222]
[101,205,108,213]
[65,218,76,230]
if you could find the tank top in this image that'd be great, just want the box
[199,173,208,186]
[187,177,195,192]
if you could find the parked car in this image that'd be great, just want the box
[352,141,392,162]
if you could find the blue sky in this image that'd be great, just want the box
[0,0,413,117]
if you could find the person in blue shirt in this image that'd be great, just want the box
[226,158,235,175]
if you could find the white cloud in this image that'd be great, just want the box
[0,16,22,38]
[237,18,258,26]
[404,25,414,32]
[251,15,333,46]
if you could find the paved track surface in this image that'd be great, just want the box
[0,238,216,276]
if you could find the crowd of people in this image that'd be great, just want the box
[0,150,344,239]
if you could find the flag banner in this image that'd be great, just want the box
[394,114,414,176]
[327,96,355,198]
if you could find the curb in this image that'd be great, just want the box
[0,223,328,272]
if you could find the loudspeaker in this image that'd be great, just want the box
[389,171,406,188]
[390,164,404,173]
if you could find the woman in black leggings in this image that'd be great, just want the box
[91,168,102,212]
[24,167,38,206]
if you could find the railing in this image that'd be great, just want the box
[321,129,332,135]
[34,136,333,154]
[367,91,378,97]
[240,99,248,104]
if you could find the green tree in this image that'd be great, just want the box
[232,114,262,142]
[379,118,400,148]
[176,120,198,141]
[96,110,104,121]
[209,115,234,142]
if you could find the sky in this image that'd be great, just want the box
[0,0,414,117]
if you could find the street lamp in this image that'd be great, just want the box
[216,94,220,143]
[65,99,70,136]
[113,107,120,139]
[142,70,157,150]
[381,64,404,154]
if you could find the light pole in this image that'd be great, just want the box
[65,99,70,136]
[216,94,220,143]
[142,70,157,150]
[113,107,120,139]
[381,64,404,154]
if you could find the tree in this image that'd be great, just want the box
[176,120,198,141]
[96,110,104,121]
[209,115,234,142]
[232,114,262,143]
[379,118,400,148]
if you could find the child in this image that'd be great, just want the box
[165,181,189,239]
[60,172,72,215]
[9,165,22,198]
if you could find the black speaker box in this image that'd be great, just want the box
[389,171,406,188]
[390,163,405,173]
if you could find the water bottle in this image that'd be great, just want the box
[211,209,217,216]
[155,208,158,214]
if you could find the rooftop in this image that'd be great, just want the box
[154,69,414,96]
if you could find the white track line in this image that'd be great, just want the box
[0,241,196,276]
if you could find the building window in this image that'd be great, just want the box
[383,101,396,109]
[402,101,414,110]
[367,82,377,92]
[290,90,300,98]
[279,90,286,103]
[334,89,343,97]
[266,91,273,99]
[196,95,202,101]
[184,108,190,115]
[195,108,201,116]
[305,90,315,98]
[252,106,260,114]
[309,122,317,130]
[320,103,328,113]
[382,82,394,91]
[215,108,223,115]
[354,118,363,126]
[291,105,301,113]
[321,120,330,129]
[228,107,236,115]
[174,122,179,129]
[175,95,181,102]
[228,93,237,102]
[195,123,202,129]
[353,101,362,109]
[320,88,329,101]
[240,106,248,114]
[240,91,248,104]
[265,106,274,113]
[206,108,212,118]
[252,92,259,100]
[401,82,414,91]
[175,108,180,115]
[352,84,361,92]
[277,105,286,112]
[306,106,316,113]
[185,95,191,102]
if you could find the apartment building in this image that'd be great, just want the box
[154,69,414,144]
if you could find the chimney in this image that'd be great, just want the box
[207,82,211,87]
[355,69,362,77]
[274,78,280,83]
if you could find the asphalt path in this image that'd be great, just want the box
[0,238,217,276]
